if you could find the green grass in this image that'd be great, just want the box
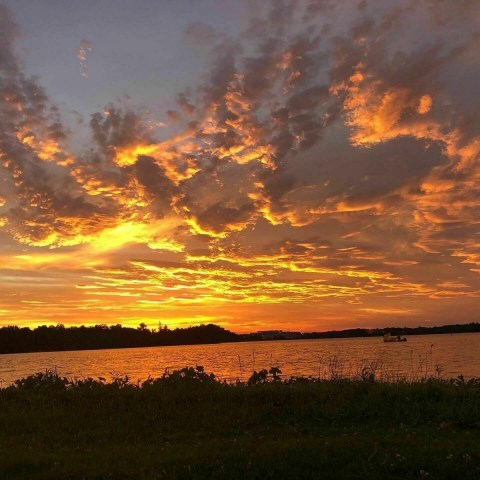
[0,368,479,479]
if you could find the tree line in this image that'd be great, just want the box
[302,322,480,339]
[0,321,478,354]
[0,323,239,354]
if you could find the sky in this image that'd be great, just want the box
[0,0,480,332]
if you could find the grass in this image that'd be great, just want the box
[0,367,479,479]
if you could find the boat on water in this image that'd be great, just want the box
[383,333,407,343]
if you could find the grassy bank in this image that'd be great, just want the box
[1,368,479,479]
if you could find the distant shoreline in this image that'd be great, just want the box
[0,322,479,355]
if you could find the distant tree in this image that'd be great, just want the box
[1,322,477,355]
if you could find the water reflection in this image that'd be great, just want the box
[0,333,479,385]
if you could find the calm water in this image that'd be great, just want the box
[1,333,479,385]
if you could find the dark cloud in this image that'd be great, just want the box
[0,9,110,245]
[129,155,176,217]
[176,93,196,115]
[90,107,151,155]
[195,201,256,235]
[422,0,480,27]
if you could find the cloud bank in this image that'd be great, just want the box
[1,0,480,330]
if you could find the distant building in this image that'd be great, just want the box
[256,330,302,340]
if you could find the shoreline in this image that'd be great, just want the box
[1,368,479,479]
[0,323,479,356]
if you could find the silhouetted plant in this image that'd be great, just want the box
[248,367,282,385]
[248,369,268,385]
[13,369,69,392]
[358,367,376,383]
[159,366,217,385]
[111,374,131,388]
[269,366,282,382]
[328,356,344,380]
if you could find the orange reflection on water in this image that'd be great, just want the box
[1,334,479,385]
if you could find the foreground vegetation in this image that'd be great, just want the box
[1,367,479,479]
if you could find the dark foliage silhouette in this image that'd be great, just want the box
[0,323,238,354]
[0,322,479,355]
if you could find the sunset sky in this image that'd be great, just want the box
[1,0,480,332]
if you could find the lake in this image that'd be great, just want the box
[1,333,479,385]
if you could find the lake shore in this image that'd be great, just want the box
[1,322,479,355]
[1,368,479,479]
